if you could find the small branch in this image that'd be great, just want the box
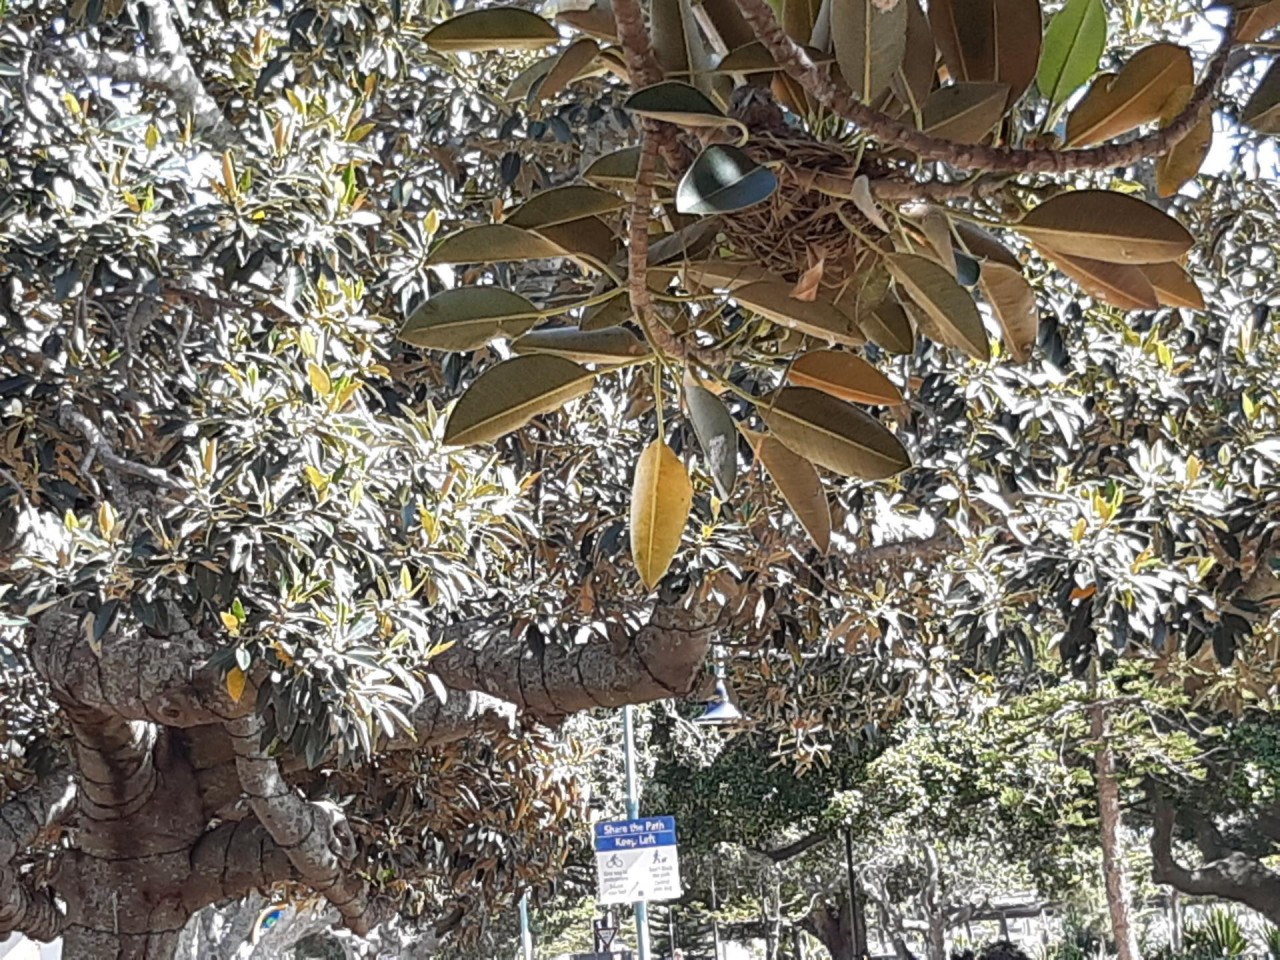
[58,404,189,493]
[228,714,385,935]
[732,0,1236,176]
[611,0,694,172]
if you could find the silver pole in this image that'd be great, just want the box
[519,891,534,960]
[622,705,651,960]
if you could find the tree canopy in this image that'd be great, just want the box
[1,0,1279,956]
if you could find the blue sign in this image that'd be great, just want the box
[595,830,678,852]
[593,816,676,846]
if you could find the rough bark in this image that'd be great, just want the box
[801,899,856,960]
[1150,794,1280,924]
[1091,703,1140,960]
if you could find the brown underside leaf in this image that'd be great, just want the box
[930,0,1041,104]
[1014,190,1193,264]
[859,300,916,355]
[921,82,1010,143]
[1235,0,1280,41]
[831,0,908,103]
[743,428,832,553]
[1065,43,1192,146]
[1140,262,1205,310]
[535,38,603,103]
[1155,83,1212,197]
[425,8,559,51]
[890,0,937,113]
[427,224,569,265]
[505,184,625,230]
[978,263,1038,363]
[733,281,864,345]
[954,221,1021,269]
[762,387,911,479]
[1036,245,1159,310]
[885,253,989,360]
[788,349,903,404]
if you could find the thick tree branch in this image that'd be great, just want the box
[759,830,832,863]
[228,714,386,935]
[732,0,1236,177]
[431,604,715,722]
[0,769,76,866]
[1151,794,1280,924]
[183,818,298,913]
[57,0,238,146]
[387,689,517,751]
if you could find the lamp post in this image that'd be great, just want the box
[622,704,652,960]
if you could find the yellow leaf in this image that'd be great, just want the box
[303,465,328,491]
[307,361,332,395]
[202,437,218,476]
[1072,517,1087,541]
[1186,454,1202,483]
[630,439,693,590]
[97,501,117,538]
[333,380,362,410]
[220,611,241,635]
[272,642,295,667]
[221,151,237,197]
[145,123,161,150]
[226,666,247,703]
[400,565,413,594]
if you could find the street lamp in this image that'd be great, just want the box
[693,650,741,726]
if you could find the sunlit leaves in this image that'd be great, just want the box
[1014,191,1193,264]
[762,387,910,479]
[630,439,693,589]
[1036,0,1106,105]
[426,224,569,265]
[978,263,1038,363]
[443,356,598,446]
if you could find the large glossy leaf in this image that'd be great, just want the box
[890,0,937,112]
[859,300,915,355]
[676,144,778,215]
[624,82,741,130]
[744,429,831,553]
[954,221,1020,269]
[631,439,693,590]
[512,325,650,363]
[536,38,602,102]
[580,290,633,330]
[425,8,559,51]
[1155,84,1212,197]
[400,287,541,350]
[427,224,568,265]
[532,217,620,267]
[930,0,1041,103]
[554,0,618,40]
[788,349,902,404]
[1037,247,1158,310]
[978,263,1037,363]
[652,0,714,92]
[699,0,757,49]
[685,382,738,497]
[443,356,597,446]
[1066,43,1192,146]
[505,184,625,230]
[733,281,864,345]
[831,0,908,102]
[885,253,989,360]
[1141,262,1205,310]
[784,0,824,42]
[922,82,1010,143]
[583,147,672,188]
[762,387,910,479]
[1036,0,1106,105]
[1242,59,1280,134]
[1015,191,1192,264]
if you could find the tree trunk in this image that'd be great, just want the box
[804,899,856,960]
[1092,702,1140,960]
[925,914,946,960]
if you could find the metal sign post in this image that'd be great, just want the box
[621,705,650,960]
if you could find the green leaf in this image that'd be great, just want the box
[885,253,989,361]
[1242,58,1280,134]
[624,82,741,131]
[1036,0,1106,106]
[788,349,903,405]
[733,281,864,346]
[859,301,915,355]
[890,0,936,113]
[831,0,908,102]
[426,224,568,265]
[744,428,831,553]
[631,439,693,590]
[1015,190,1193,264]
[425,8,559,51]
[762,387,910,479]
[505,184,626,230]
[922,82,1011,143]
[584,147,673,188]
[675,144,778,215]
[685,381,738,497]
[513,325,650,364]
[529,217,620,269]
[443,356,597,446]
[401,287,541,350]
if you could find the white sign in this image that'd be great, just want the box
[595,846,682,904]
